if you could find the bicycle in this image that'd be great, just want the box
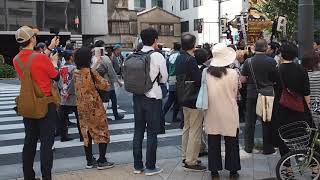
[276,121,320,180]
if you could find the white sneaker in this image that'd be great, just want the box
[133,168,145,174]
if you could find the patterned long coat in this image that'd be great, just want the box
[73,68,110,146]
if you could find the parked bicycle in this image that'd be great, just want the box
[276,121,320,180]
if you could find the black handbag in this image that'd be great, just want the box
[176,74,198,105]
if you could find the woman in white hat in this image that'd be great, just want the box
[204,43,241,179]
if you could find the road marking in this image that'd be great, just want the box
[0,101,15,105]
[0,121,172,141]
[0,109,126,116]
[0,129,181,155]
[0,113,135,123]
[0,97,16,101]
[0,93,19,97]
[0,105,15,110]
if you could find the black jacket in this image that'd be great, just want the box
[175,50,201,109]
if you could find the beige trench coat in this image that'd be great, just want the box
[204,68,239,137]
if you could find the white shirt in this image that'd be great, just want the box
[142,46,168,99]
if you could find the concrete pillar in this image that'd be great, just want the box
[298,0,314,59]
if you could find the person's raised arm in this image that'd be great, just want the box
[45,37,59,56]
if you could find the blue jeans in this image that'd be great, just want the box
[132,95,161,170]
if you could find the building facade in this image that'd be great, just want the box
[0,0,83,64]
[137,7,181,48]
[164,0,244,44]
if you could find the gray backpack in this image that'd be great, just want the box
[123,50,156,95]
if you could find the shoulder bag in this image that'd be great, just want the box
[279,65,304,112]
[248,59,274,122]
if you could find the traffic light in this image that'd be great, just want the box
[220,18,227,33]
[198,24,203,33]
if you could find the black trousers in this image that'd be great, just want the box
[132,95,161,170]
[163,91,180,122]
[109,90,120,118]
[59,105,82,140]
[84,132,108,163]
[22,103,57,180]
[244,98,274,153]
[208,132,241,173]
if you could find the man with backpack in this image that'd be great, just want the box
[13,26,60,180]
[123,28,168,176]
[175,34,206,171]
[163,42,181,123]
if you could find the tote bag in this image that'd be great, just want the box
[196,68,208,110]
[248,59,274,122]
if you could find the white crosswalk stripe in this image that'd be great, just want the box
[0,83,181,157]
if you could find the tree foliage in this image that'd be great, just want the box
[257,0,320,38]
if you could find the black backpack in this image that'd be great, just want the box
[123,50,156,95]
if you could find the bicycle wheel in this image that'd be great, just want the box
[276,150,320,180]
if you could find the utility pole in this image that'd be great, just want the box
[216,0,230,43]
[298,0,314,60]
[4,0,8,31]
[218,0,221,42]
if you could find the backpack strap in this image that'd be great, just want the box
[15,53,37,71]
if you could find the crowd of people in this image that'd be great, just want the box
[11,25,320,180]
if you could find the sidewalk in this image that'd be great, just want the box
[13,146,279,180]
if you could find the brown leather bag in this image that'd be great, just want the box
[15,53,56,119]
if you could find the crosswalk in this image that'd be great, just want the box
[0,83,182,165]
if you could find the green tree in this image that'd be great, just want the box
[257,0,320,39]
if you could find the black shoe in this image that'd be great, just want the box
[60,136,73,142]
[107,117,112,121]
[244,148,252,153]
[115,113,125,120]
[199,151,208,157]
[230,171,240,179]
[86,157,98,169]
[184,164,206,172]
[211,171,220,179]
[182,159,202,165]
[158,129,165,134]
[263,148,276,155]
[97,161,115,170]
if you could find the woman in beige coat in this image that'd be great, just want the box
[204,44,241,179]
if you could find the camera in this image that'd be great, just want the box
[52,47,64,57]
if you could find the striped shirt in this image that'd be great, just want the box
[308,71,320,126]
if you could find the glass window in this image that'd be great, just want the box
[193,0,203,7]
[180,0,189,11]
[0,0,81,33]
[181,21,189,33]
[194,18,203,31]
[108,21,130,35]
[149,24,174,36]
[152,0,163,8]
[134,0,146,10]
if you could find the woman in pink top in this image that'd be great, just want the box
[204,44,241,179]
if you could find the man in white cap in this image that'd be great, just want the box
[13,26,60,180]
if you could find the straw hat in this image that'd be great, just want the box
[210,43,236,67]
